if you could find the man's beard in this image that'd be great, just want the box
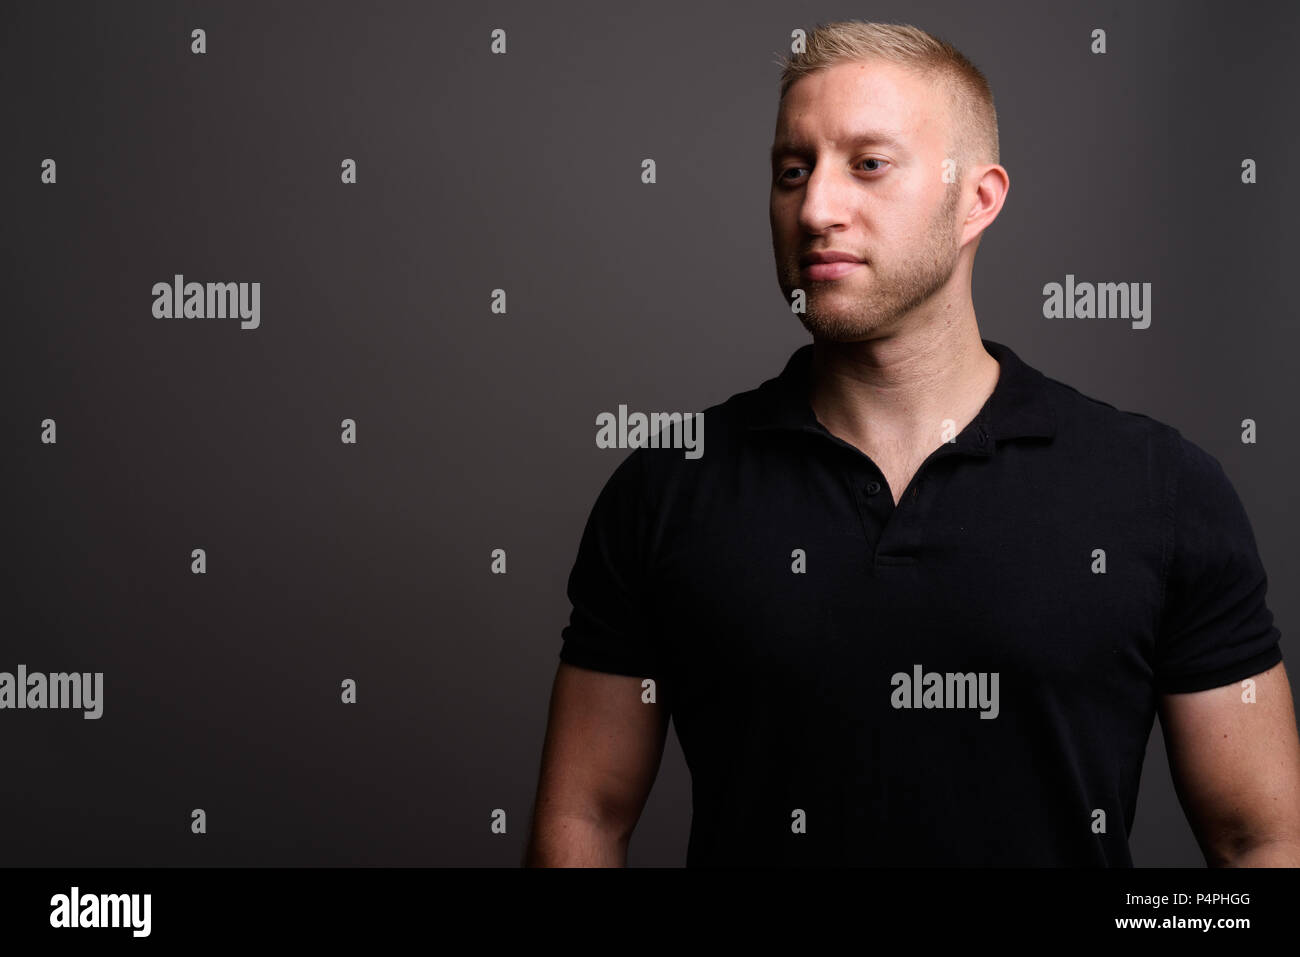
[784,184,962,343]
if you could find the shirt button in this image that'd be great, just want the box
[865,480,882,495]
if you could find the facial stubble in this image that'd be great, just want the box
[787,181,964,343]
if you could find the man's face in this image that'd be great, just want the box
[770,59,965,342]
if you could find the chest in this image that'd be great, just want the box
[647,461,1165,704]
[876,455,926,505]
[854,436,941,506]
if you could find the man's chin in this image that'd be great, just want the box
[796,313,881,343]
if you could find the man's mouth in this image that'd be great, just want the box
[802,260,865,280]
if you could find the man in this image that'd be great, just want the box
[525,21,1300,866]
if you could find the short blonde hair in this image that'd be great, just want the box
[777,21,1000,173]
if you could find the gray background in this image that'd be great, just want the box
[3,0,1296,866]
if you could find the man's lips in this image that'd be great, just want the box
[800,250,865,280]
[802,256,865,280]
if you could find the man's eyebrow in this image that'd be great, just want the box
[770,130,909,160]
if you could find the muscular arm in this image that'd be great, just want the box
[1158,661,1300,866]
[523,662,671,866]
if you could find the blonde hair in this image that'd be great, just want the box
[777,21,1000,173]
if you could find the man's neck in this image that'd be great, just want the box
[807,320,1000,462]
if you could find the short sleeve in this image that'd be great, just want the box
[1154,433,1283,693]
[558,450,661,678]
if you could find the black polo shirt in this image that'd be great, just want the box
[557,338,1284,866]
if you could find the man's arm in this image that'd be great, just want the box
[523,662,670,866]
[1158,661,1300,866]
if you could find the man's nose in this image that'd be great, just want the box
[797,165,854,232]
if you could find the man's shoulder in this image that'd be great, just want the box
[622,361,782,462]
[588,361,787,527]
[1031,366,1246,509]
[1035,365,1183,454]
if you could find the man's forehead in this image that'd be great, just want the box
[782,59,930,105]
[774,64,947,151]
[770,125,914,158]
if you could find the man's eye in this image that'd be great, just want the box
[777,160,887,183]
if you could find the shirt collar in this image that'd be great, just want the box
[747,338,1057,446]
